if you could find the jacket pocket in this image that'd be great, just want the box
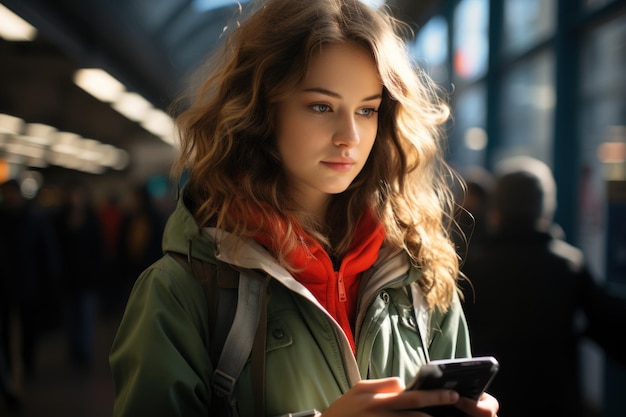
[266,318,293,352]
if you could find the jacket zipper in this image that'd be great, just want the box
[337,270,347,302]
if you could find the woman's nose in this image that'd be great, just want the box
[332,115,360,148]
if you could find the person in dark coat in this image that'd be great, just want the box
[54,181,105,369]
[461,156,626,417]
[116,184,166,295]
[0,179,60,409]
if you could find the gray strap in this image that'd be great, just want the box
[211,270,264,400]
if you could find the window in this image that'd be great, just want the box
[449,84,487,167]
[502,0,556,55]
[498,50,555,162]
[410,15,449,85]
[453,0,489,82]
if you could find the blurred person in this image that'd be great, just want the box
[97,192,125,317]
[116,183,166,297]
[461,155,626,417]
[0,179,60,409]
[53,180,105,370]
[0,341,20,413]
[109,1,500,416]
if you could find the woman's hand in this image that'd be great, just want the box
[319,377,463,417]
[454,392,499,417]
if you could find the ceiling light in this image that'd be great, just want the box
[73,68,176,147]
[50,131,81,155]
[112,91,153,122]
[0,4,37,41]
[0,113,24,134]
[74,68,125,103]
[23,123,56,146]
[141,109,174,138]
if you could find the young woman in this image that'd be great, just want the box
[109,1,500,416]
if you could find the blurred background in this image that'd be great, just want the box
[0,0,624,416]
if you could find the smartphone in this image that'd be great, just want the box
[406,356,499,416]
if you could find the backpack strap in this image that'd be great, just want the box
[252,274,271,413]
[167,250,268,417]
[168,251,237,359]
[212,271,265,400]
[209,261,239,361]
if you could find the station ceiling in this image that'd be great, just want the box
[0,0,444,179]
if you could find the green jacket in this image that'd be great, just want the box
[109,195,472,417]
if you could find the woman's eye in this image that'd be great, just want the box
[358,108,379,117]
[310,104,331,113]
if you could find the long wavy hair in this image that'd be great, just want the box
[171,0,461,311]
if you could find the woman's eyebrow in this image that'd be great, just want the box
[302,87,382,102]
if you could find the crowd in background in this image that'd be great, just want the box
[0,177,173,413]
[456,156,626,417]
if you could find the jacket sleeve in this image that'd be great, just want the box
[427,291,473,360]
[109,256,213,417]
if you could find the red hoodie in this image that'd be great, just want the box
[253,210,386,353]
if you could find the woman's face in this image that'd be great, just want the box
[276,42,382,218]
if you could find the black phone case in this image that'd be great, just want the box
[407,356,499,416]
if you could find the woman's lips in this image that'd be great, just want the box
[321,161,355,172]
